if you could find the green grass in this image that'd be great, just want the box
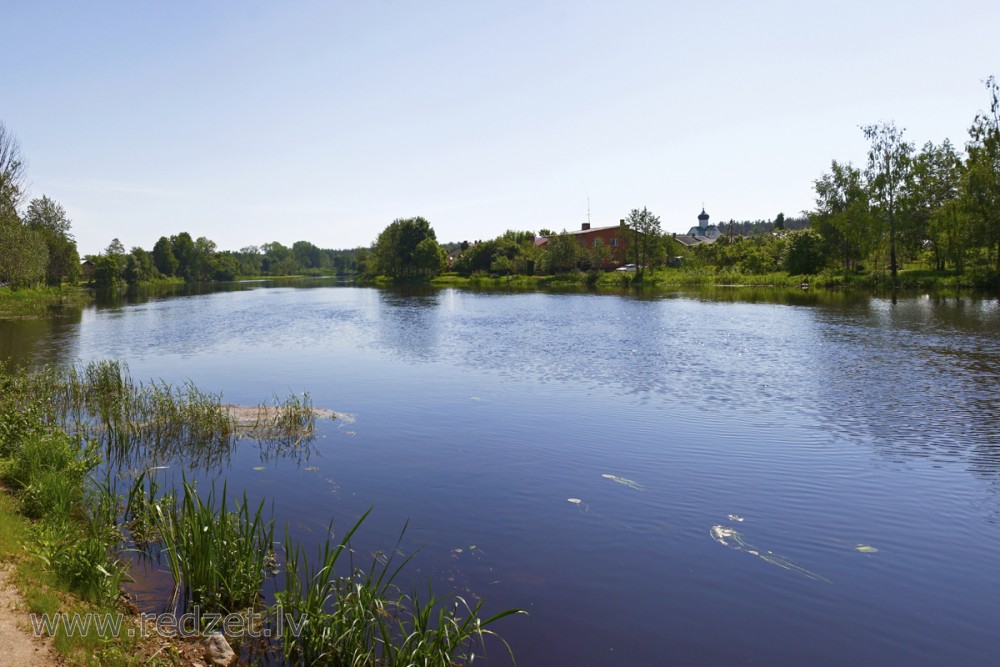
[153,477,274,616]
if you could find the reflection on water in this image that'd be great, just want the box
[3,284,1000,666]
[0,307,82,368]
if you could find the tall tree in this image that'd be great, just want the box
[152,236,179,276]
[170,232,196,279]
[862,121,913,279]
[626,207,662,281]
[372,217,440,278]
[965,75,1000,270]
[906,140,964,270]
[0,223,47,286]
[24,195,79,285]
[812,161,873,272]
[543,232,579,274]
[0,121,27,225]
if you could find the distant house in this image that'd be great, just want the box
[534,220,632,268]
[446,244,470,267]
[80,259,95,283]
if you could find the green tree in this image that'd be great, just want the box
[862,121,914,278]
[906,140,964,270]
[965,75,1000,270]
[152,236,179,276]
[292,240,324,271]
[236,246,263,276]
[208,252,240,281]
[93,255,120,289]
[812,161,873,272]
[170,232,195,279]
[123,247,156,284]
[0,223,47,286]
[372,217,440,278]
[0,121,27,225]
[783,229,827,275]
[626,207,662,281]
[24,196,79,285]
[191,237,218,281]
[0,122,49,287]
[543,232,579,273]
[412,236,446,275]
[261,241,297,275]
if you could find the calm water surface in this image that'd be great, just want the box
[3,283,1000,666]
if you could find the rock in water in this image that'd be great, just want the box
[204,633,236,667]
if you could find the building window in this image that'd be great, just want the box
[610,238,619,247]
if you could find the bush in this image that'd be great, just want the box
[783,229,827,275]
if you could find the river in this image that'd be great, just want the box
[3,282,999,666]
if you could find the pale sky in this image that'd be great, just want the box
[3,1,998,255]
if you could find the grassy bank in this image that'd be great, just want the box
[0,286,91,319]
[0,360,521,666]
[428,267,1000,292]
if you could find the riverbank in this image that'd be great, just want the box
[0,287,90,319]
[0,360,520,666]
[425,267,1000,291]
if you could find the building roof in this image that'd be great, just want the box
[559,223,627,237]
[674,234,715,247]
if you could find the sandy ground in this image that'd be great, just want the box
[0,566,61,667]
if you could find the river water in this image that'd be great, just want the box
[3,282,1000,666]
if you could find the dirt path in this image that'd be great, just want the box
[0,566,61,666]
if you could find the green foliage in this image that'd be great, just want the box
[153,478,274,614]
[812,160,874,272]
[965,75,1000,269]
[24,196,80,286]
[34,481,130,605]
[152,236,179,276]
[123,247,157,284]
[626,207,662,280]
[170,232,195,279]
[93,255,121,289]
[862,121,914,277]
[372,217,443,278]
[0,220,49,286]
[1,431,99,519]
[783,229,828,275]
[0,120,27,223]
[543,232,580,273]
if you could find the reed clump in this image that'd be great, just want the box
[153,478,274,616]
[278,509,522,666]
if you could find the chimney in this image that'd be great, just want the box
[582,223,590,231]
[619,219,626,227]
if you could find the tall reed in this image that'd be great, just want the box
[277,510,521,666]
[153,477,274,616]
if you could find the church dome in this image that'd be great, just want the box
[698,208,709,222]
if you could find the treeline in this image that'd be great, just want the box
[716,215,809,236]
[88,235,367,288]
[806,75,1000,279]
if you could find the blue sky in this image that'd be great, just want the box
[3,1,998,255]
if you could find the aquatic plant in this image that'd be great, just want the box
[277,509,521,666]
[153,478,274,615]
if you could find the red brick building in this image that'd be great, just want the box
[535,220,633,269]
